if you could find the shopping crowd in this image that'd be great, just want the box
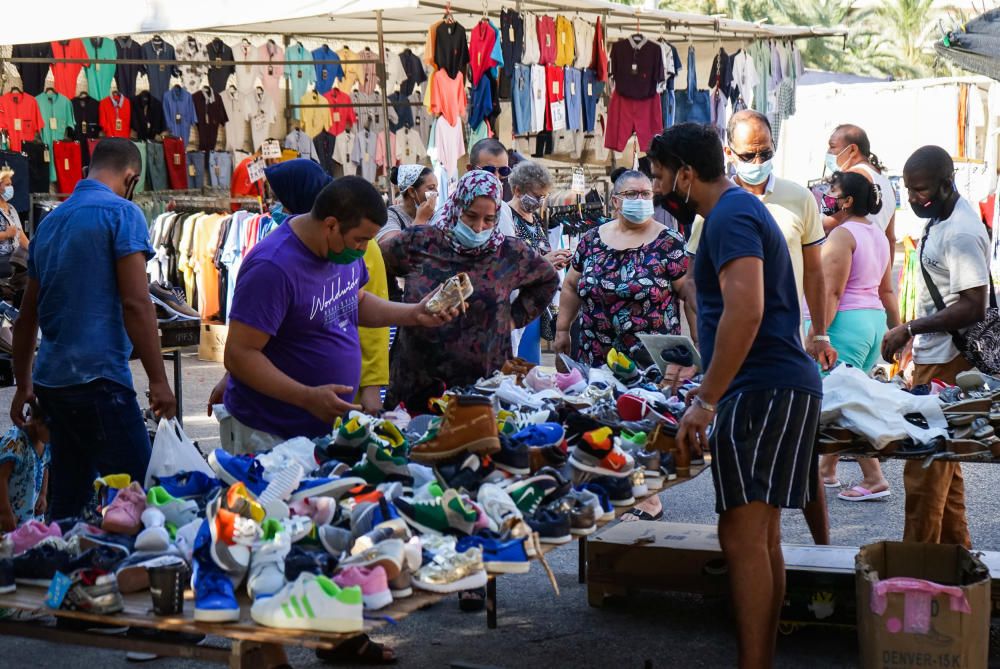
[2,115,992,667]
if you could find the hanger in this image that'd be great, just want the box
[9,85,21,95]
[152,35,163,43]
[45,86,56,95]
[443,1,454,24]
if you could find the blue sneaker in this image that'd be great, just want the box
[456,535,530,574]
[208,450,268,497]
[511,423,565,449]
[154,471,222,499]
[193,560,241,623]
[492,434,530,476]
[290,475,366,503]
[574,483,614,521]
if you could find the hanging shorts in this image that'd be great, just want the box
[604,92,663,153]
[53,140,82,194]
[709,388,821,514]
[530,64,546,134]
[564,67,582,131]
[146,140,168,191]
[209,151,233,189]
[512,64,533,135]
[187,151,207,189]
[163,136,188,190]
[581,69,604,133]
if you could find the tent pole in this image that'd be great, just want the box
[376,9,395,200]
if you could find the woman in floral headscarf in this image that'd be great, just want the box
[381,170,559,412]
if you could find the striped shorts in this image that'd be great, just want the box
[709,388,821,514]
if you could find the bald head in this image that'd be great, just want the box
[903,145,953,182]
[727,110,772,145]
[726,110,774,167]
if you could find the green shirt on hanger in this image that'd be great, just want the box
[750,41,770,116]
[36,91,76,182]
[84,38,118,99]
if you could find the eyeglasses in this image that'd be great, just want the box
[479,165,512,179]
[729,147,774,163]
[615,190,655,200]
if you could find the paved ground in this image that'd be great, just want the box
[4,352,1000,668]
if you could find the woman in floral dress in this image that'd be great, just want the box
[556,170,690,366]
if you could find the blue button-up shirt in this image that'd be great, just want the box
[311,46,344,94]
[162,86,197,142]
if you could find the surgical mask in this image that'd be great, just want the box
[1,186,12,202]
[824,147,848,175]
[621,198,654,223]
[735,158,772,186]
[453,220,494,248]
[520,193,543,214]
[326,226,366,264]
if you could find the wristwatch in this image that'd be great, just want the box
[691,396,717,413]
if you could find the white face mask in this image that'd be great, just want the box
[1,186,12,202]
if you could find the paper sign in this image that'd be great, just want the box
[261,139,282,159]
[173,153,181,166]
[550,101,566,131]
[247,157,266,182]
[188,164,196,177]
[49,118,57,130]
[571,168,586,194]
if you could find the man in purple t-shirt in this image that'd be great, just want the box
[222,176,454,448]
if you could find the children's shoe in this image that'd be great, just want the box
[455,535,530,574]
[8,520,62,556]
[152,471,221,500]
[247,520,291,600]
[492,434,530,476]
[606,348,638,383]
[135,507,171,552]
[93,474,132,511]
[290,476,366,503]
[193,563,241,623]
[511,423,566,450]
[102,482,147,536]
[409,395,501,463]
[351,441,413,486]
[145,486,200,528]
[526,508,572,545]
[394,488,477,536]
[568,427,635,478]
[555,368,587,394]
[412,542,487,594]
[523,367,556,392]
[208,450,269,497]
[333,566,392,610]
[289,497,338,526]
[251,573,363,632]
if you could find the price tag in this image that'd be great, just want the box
[322,68,328,80]
[173,153,181,166]
[571,168,586,194]
[268,66,274,76]
[175,114,181,123]
[95,63,100,71]
[587,83,593,97]
[81,121,88,134]
[159,64,165,72]
[63,158,69,170]
[188,164,196,177]
[551,81,558,96]
[43,149,50,162]
[364,153,370,162]
[247,157,266,182]
[561,32,567,44]
[550,101,566,131]
[115,119,122,132]
[49,118,57,130]
[333,112,341,123]
[261,139,281,159]
[509,27,515,42]
[631,62,638,73]
[570,82,576,96]
[546,34,551,48]
[297,71,302,79]
[13,119,20,131]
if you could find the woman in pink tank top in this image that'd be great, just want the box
[811,171,901,502]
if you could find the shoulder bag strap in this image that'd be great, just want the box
[917,218,966,348]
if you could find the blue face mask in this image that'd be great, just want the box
[621,198,655,223]
[452,220,494,248]
[735,159,772,186]
[825,147,848,175]
[1,186,13,202]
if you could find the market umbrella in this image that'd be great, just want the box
[936,8,1000,80]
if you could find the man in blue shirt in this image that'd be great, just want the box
[10,138,176,519]
[648,124,822,669]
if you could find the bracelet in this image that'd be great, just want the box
[907,323,914,338]
[692,396,717,413]
[812,335,831,342]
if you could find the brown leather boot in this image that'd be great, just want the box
[409,395,501,463]
[500,357,536,384]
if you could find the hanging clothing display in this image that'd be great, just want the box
[37,90,74,181]
[581,69,605,132]
[113,36,144,98]
[12,43,52,96]
[430,71,467,126]
[383,48,405,94]
[233,40,258,93]
[221,86,248,151]
[71,92,100,149]
[399,49,426,96]
[501,9,524,78]
[605,35,664,152]
[208,151,233,189]
[434,21,470,80]
[351,128,379,182]
[245,88,276,150]
[50,40,88,99]
[176,36,209,93]
[544,64,564,131]
[470,20,499,86]
[284,129,319,163]
[314,130,337,176]
[146,140,167,190]
[352,91,396,134]
[163,85,197,143]
[573,17,595,69]
[333,129,357,176]
[286,42,314,119]
[187,151,206,189]
[529,64,546,133]
[522,13,541,65]
[206,38,236,94]
[512,64,532,135]
[432,116,465,179]
[592,17,608,82]
[192,87,228,151]
[336,47,363,94]
[554,15,575,67]
[0,91,42,152]
[98,91,131,138]
[322,89,356,135]
[395,127,426,164]
[312,45,343,95]
[300,90,330,136]
[358,48,378,95]
[162,136,188,189]
[142,37,179,101]
[53,140,82,193]
[21,140,49,192]
[564,67,582,131]
[537,15,557,66]
[83,38,116,99]
[131,91,165,141]
[258,41,284,100]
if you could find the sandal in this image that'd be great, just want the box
[837,485,891,502]
[822,478,842,488]
[316,634,397,666]
[619,508,664,522]
[458,587,486,613]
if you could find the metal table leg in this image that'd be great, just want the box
[164,349,183,427]
[578,536,587,584]
[486,577,497,629]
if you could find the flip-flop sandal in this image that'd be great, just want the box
[822,478,842,488]
[942,398,991,414]
[619,508,664,522]
[837,485,891,502]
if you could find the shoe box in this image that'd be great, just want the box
[197,324,229,362]
[159,320,201,349]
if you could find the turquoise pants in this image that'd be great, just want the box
[806,308,886,374]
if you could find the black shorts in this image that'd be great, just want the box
[709,388,821,514]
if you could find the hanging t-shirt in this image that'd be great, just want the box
[323,89,356,136]
[176,37,209,93]
[193,88,228,151]
[258,41,284,100]
[311,45,344,95]
[434,21,470,80]
[469,20,499,86]
[83,38,116,99]
[221,87,248,151]
[163,86,197,142]
[245,89,276,150]
[399,49,427,96]
[0,92,43,151]
[610,37,664,99]
[12,43,52,96]
[336,48,364,94]
[395,127,426,164]
[131,91,165,141]
[98,92,131,138]
[300,90,330,136]
[50,40,88,99]
[430,71,467,126]
[114,37,144,98]
[537,15,557,66]
[433,116,465,179]
[71,93,99,140]
[206,38,236,94]
[500,9,524,77]
[141,38,178,101]
[358,48,378,95]
[286,43,315,119]
[232,41,258,93]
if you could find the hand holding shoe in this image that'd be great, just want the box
[303,384,362,423]
[412,290,460,328]
[149,379,178,420]
[677,388,712,456]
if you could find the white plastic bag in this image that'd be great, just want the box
[144,418,216,488]
[821,366,948,449]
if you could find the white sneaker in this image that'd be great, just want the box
[258,462,305,519]
[496,379,544,408]
[475,371,515,392]
[135,507,170,552]
[256,437,318,477]
[251,573,364,632]
[247,528,290,600]
[477,483,523,532]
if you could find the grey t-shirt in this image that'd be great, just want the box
[376,205,413,242]
[914,196,991,364]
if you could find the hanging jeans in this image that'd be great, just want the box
[675,45,712,124]
[661,89,676,129]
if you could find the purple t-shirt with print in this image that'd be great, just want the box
[224,222,368,439]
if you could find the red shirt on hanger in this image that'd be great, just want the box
[593,17,609,82]
[0,91,43,151]
[537,15,557,66]
[162,136,188,190]
[469,20,498,86]
[322,89,357,136]
[50,40,89,99]
[53,140,83,194]
[98,92,131,138]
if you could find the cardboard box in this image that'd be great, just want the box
[197,323,228,363]
[783,544,858,628]
[856,542,990,669]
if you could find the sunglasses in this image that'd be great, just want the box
[479,165,512,178]
[729,147,774,163]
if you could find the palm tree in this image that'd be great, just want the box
[874,0,938,75]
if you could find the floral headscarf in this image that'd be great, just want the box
[431,170,504,256]
[396,164,426,193]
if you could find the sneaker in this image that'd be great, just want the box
[528,443,569,473]
[511,423,566,450]
[587,475,636,507]
[62,569,125,615]
[569,428,635,478]
[290,476,366,503]
[255,437,320,477]
[456,535,530,574]
[289,497,338,526]
[251,573,363,632]
[660,452,678,481]
[93,474,132,511]
[526,508,572,545]
[631,469,648,497]
[546,496,597,536]
[351,441,413,486]
[67,545,128,573]
[506,475,560,516]
[412,543,487,594]
[77,531,134,558]
[208,450,269,497]
[633,450,664,483]
[145,486,200,528]
[8,520,62,556]
[523,367,556,392]
[257,462,305,518]
[395,488,477,535]
[102,482,147,536]
[193,563,240,623]
[349,498,407,543]
[476,483,523,531]
[285,546,337,581]
[247,520,291,600]
[152,472,222,500]
[569,486,614,522]
[433,454,486,493]
[135,508,171,552]
[13,543,71,586]
[607,348,638,383]
[333,566,392,610]
[492,434,530,476]
[207,485,263,573]
[409,395,501,463]
[495,379,544,408]
[555,368,587,394]
[318,526,352,557]
[620,429,648,450]
[338,540,405,580]
[150,282,201,320]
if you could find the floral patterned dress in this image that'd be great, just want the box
[382,225,559,411]
[0,427,49,524]
[571,225,689,365]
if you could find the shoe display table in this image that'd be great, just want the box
[0,585,445,668]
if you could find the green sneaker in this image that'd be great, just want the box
[334,412,375,450]
[507,483,546,516]
[351,441,413,485]
[395,488,477,535]
[145,486,199,527]
[620,430,648,450]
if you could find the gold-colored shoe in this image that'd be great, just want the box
[426,273,473,313]
[411,543,488,593]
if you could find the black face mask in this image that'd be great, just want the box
[910,183,950,220]
[124,175,139,202]
[662,169,697,232]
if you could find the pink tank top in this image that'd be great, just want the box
[838,219,889,311]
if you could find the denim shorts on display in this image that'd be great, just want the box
[209,151,233,189]
[512,64,533,135]
[661,89,676,129]
[132,140,147,194]
[563,67,582,131]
